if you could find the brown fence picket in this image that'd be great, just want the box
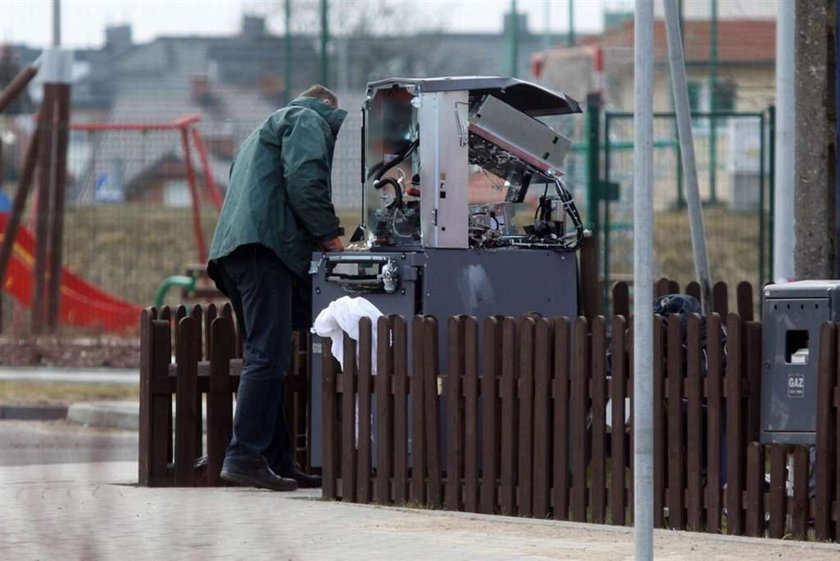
[446,317,464,512]
[653,314,666,528]
[174,316,199,487]
[173,305,187,350]
[745,442,765,537]
[571,316,589,522]
[655,277,671,298]
[835,330,840,540]
[158,306,177,485]
[341,333,357,502]
[737,282,754,321]
[815,322,837,541]
[591,316,607,524]
[463,317,480,513]
[745,322,763,442]
[667,314,685,529]
[580,236,603,319]
[685,281,701,302]
[500,317,517,516]
[376,316,393,504]
[552,317,571,521]
[423,317,442,507]
[686,314,703,531]
[517,317,535,517]
[410,316,426,504]
[207,316,234,486]
[613,282,630,320]
[726,314,744,534]
[189,306,203,461]
[791,446,809,539]
[668,280,680,294]
[611,315,628,526]
[713,281,729,317]
[767,444,787,539]
[392,316,409,504]
[322,338,338,500]
[480,317,500,514]
[836,348,840,542]
[532,318,552,519]
[138,310,153,486]
[356,318,373,503]
[204,303,217,360]
[705,313,724,532]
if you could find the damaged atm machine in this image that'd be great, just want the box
[309,77,587,466]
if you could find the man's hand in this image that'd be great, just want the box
[321,237,345,252]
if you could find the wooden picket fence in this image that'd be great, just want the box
[137,277,840,542]
[138,304,311,487]
[319,305,840,542]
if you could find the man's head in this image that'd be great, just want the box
[299,84,339,108]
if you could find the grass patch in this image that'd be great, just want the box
[0,381,138,405]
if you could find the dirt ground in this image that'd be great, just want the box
[0,337,139,367]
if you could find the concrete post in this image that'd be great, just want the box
[794,0,836,279]
[633,0,655,558]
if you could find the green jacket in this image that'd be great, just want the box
[208,97,347,280]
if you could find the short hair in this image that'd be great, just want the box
[299,84,338,107]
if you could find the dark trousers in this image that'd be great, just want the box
[215,244,295,470]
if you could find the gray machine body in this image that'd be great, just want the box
[760,280,840,444]
[308,247,578,467]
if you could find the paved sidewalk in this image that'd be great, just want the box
[0,366,137,385]
[2,462,840,560]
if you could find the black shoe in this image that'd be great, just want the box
[275,461,322,489]
[220,461,298,492]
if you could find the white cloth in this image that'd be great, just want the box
[312,296,384,375]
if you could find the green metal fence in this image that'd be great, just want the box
[586,106,775,309]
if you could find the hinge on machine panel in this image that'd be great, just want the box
[432,208,438,225]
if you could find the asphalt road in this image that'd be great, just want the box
[0,420,137,466]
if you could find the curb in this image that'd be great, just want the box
[0,404,68,421]
[67,401,139,431]
[66,401,208,432]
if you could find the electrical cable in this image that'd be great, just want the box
[368,138,419,182]
[374,177,403,210]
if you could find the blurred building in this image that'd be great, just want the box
[4,13,565,211]
[533,18,776,112]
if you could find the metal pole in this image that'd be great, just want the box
[774,0,795,281]
[542,0,551,51]
[663,0,713,313]
[284,0,292,103]
[52,0,61,46]
[508,0,519,77]
[586,92,602,235]
[567,0,575,47]
[708,0,718,204]
[633,1,654,558]
[320,0,329,86]
[758,112,766,288]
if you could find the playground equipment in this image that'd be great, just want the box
[0,212,141,332]
[0,49,223,334]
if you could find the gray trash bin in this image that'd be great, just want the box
[760,280,840,444]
